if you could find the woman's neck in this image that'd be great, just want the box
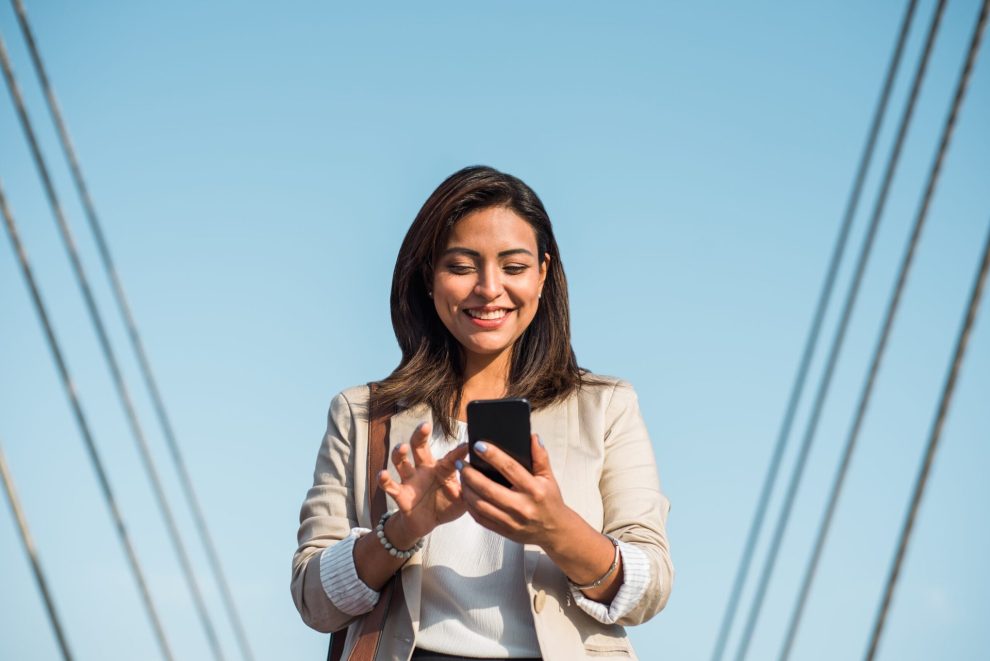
[457,349,511,420]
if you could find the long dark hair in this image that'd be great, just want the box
[373,165,589,436]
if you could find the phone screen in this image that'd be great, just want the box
[467,398,532,488]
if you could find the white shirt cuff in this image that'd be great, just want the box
[569,540,651,625]
[319,527,380,616]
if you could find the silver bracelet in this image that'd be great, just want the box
[572,534,620,591]
[376,510,424,560]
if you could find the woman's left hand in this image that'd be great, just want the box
[459,434,576,551]
[461,434,626,602]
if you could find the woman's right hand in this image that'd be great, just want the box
[378,422,468,542]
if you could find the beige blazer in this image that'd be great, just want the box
[292,376,673,660]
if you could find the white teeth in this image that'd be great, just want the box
[466,309,507,320]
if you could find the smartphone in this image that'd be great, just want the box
[467,398,532,488]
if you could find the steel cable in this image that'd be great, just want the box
[864,9,990,661]
[865,218,990,659]
[865,218,990,661]
[779,2,989,657]
[732,0,950,658]
[8,2,255,658]
[0,179,173,661]
[0,30,222,661]
[709,2,920,657]
[0,437,74,661]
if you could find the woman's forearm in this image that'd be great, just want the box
[352,511,420,591]
[543,508,624,603]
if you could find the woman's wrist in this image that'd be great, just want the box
[570,535,620,590]
[384,510,426,550]
[540,510,624,597]
[539,506,584,557]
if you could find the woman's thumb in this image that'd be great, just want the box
[531,434,552,475]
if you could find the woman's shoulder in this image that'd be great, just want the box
[576,371,635,394]
[326,383,426,423]
[574,372,640,410]
[324,384,373,426]
[569,373,648,437]
[333,383,373,405]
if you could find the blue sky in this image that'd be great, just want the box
[1,1,988,659]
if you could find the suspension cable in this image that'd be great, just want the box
[709,2,921,657]
[780,2,988,657]
[866,217,990,658]
[865,20,990,661]
[732,1,950,658]
[0,437,74,660]
[0,31,223,661]
[0,178,173,661]
[8,2,254,658]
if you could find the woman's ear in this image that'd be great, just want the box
[539,253,551,295]
[423,268,435,300]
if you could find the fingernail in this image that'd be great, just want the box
[537,434,544,448]
[455,459,464,471]
[417,422,427,432]
[474,441,488,453]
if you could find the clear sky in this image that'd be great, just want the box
[1,1,988,659]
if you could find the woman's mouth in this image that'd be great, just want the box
[465,308,508,320]
[463,307,513,328]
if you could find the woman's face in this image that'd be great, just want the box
[432,206,548,365]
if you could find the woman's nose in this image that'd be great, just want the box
[474,267,503,300]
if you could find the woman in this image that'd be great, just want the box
[292,166,673,660]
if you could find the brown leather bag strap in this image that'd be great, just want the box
[366,384,391,522]
[341,385,404,661]
[326,628,345,661]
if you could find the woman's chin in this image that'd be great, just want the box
[461,340,514,360]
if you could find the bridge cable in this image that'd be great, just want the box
[0,31,223,661]
[865,224,990,661]
[731,0,950,658]
[0,436,74,660]
[0,177,174,661]
[710,0,921,657]
[8,2,254,658]
[780,2,988,658]
[865,226,990,660]
[864,13,990,661]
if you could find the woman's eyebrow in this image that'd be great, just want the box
[442,247,534,258]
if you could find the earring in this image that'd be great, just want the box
[427,291,433,298]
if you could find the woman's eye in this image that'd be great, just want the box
[504,264,529,275]
[447,264,475,274]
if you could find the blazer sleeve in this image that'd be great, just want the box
[290,390,364,633]
[600,380,674,626]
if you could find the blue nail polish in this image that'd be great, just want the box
[537,434,544,448]
[455,459,464,471]
[474,441,488,453]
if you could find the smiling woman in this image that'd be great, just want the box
[291,166,674,660]
[432,208,546,365]
[375,167,584,440]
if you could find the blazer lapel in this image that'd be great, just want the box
[525,400,570,583]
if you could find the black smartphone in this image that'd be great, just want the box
[467,398,532,488]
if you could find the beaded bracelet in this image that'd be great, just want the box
[376,510,425,560]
